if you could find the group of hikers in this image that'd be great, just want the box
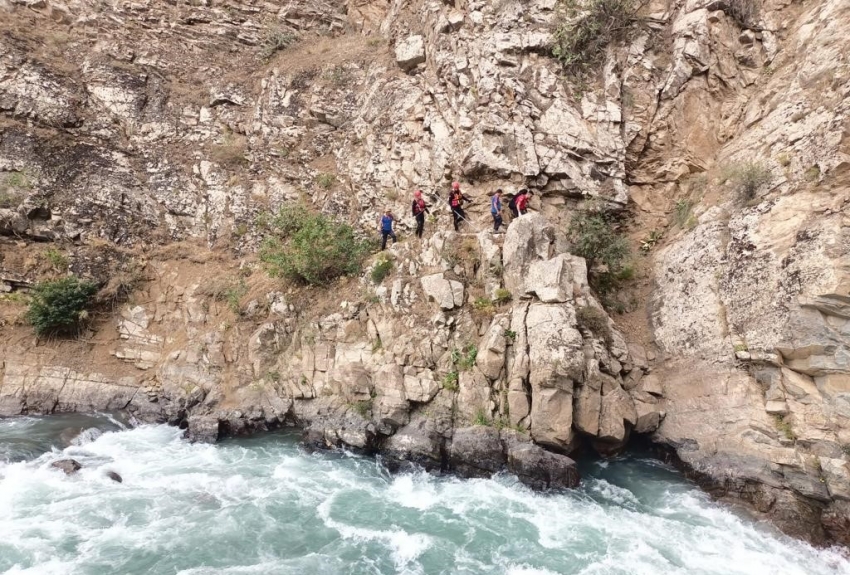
[378,182,534,250]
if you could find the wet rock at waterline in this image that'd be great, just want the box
[51,459,82,475]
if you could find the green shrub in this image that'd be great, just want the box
[503,329,517,341]
[26,276,97,336]
[473,409,491,426]
[261,28,297,60]
[724,162,772,201]
[350,400,372,418]
[43,247,68,270]
[371,254,393,284]
[443,371,459,391]
[315,173,336,189]
[552,0,639,77]
[493,288,512,305]
[259,204,372,286]
[454,344,478,371]
[674,199,692,227]
[568,209,631,296]
[472,297,495,314]
[772,414,796,441]
[576,305,612,344]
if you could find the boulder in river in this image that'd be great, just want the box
[105,471,123,483]
[51,459,82,475]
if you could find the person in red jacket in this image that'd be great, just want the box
[515,189,534,215]
[448,181,472,231]
[411,190,429,238]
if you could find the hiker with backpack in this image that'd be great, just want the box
[378,208,397,250]
[491,189,504,233]
[509,189,533,217]
[516,189,533,215]
[448,181,472,232]
[411,190,429,239]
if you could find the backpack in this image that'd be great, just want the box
[508,195,518,210]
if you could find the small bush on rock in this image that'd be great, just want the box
[568,208,631,297]
[371,254,393,284]
[724,0,761,28]
[576,305,612,344]
[26,276,97,336]
[725,162,772,201]
[552,0,640,77]
[260,204,372,286]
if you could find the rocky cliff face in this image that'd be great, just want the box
[0,0,848,546]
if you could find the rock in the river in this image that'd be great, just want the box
[51,459,82,475]
[449,426,506,477]
[506,441,579,490]
[105,471,123,483]
[186,415,221,443]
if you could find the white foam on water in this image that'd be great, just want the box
[316,493,432,570]
[2,421,849,575]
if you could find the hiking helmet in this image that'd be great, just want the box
[452,181,460,190]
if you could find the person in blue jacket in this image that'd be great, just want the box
[378,208,397,250]
[491,189,504,232]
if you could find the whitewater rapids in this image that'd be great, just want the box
[0,416,847,575]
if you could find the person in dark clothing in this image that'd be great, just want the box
[516,189,533,215]
[448,181,472,232]
[491,189,504,232]
[507,190,522,218]
[411,190,429,239]
[378,209,397,250]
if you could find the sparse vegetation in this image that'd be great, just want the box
[674,199,692,227]
[773,414,796,441]
[733,342,749,353]
[210,133,248,168]
[266,370,281,382]
[472,297,496,315]
[43,247,68,270]
[724,0,761,29]
[551,0,640,77]
[503,329,517,342]
[724,161,772,201]
[442,371,459,391]
[26,276,98,336]
[640,230,663,253]
[371,254,393,284]
[576,305,612,344]
[804,165,821,182]
[568,208,631,297]
[351,399,372,418]
[473,409,491,426]
[259,204,372,286]
[493,288,512,305]
[372,337,383,353]
[223,280,247,315]
[261,28,298,60]
[315,173,336,189]
[453,344,478,371]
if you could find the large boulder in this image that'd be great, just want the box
[395,35,426,71]
[420,273,464,310]
[382,418,444,472]
[449,426,506,477]
[506,440,580,489]
[186,415,221,443]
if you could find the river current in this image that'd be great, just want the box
[0,415,848,575]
